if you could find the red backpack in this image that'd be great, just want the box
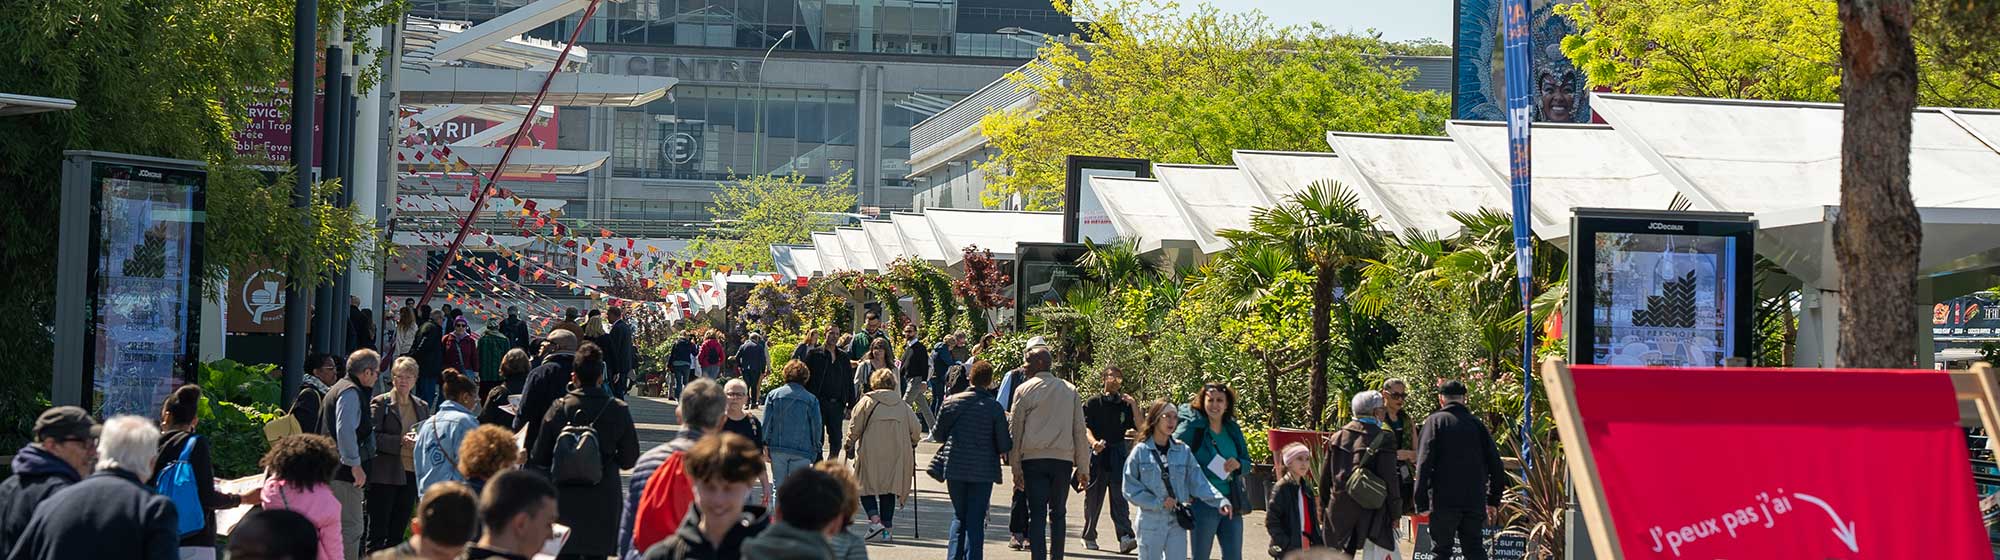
[629,451,695,552]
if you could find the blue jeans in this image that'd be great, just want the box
[1135,508,1187,560]
[947,480,993,560]
[415,375,439,411]
[1190,500,1242,560]
[770,451,814,500]
[928,375,946,416]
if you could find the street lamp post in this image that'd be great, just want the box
[751,29,797,175]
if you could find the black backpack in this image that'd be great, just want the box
[551,397,609,486]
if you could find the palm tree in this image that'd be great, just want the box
[1218,180,1381,431]
[1079,237,1165,288]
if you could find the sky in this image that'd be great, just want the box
[1197,0,1456,44]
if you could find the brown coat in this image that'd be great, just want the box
[367,391,430,484]
[847,389,922,498]
[1317,420,1400,551]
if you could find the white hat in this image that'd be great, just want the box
[1023,336,1049,353]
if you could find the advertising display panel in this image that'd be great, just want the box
[1014,242,1088,327]
[1568,209,1755,367]
[1062,156,1151,244]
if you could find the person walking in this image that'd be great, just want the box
[454,425,519,497]
[641,433,772,560]
[719,379,772,506]
[699,331,726,379]
[415,371,482,495]
[740,468,848,560]
[896,324,927,401]
[625,379,727,559]
[849,312,884,361]
[260,434,347,560]
[846,369,921,542]
[582,309,609,344]
[930,361,1011,560]
[366,358,432,554]
[1123,400,1230,560]
[0,407,98,553]
[1007,346,1091,560]
[602,306,637,398]
[761,361,823,494]
[515,330,579,453]
[850,338,893,408]
[319,349,382,560]
[154,386,244,559]
[734,332,769,405]
[528,344,642,559]
[803,327,850,461]
[997,337,1044,551]
[1176,383,1251,560]
[478,324,512,398]
[1080,366,1137,554]
[349,297,377,352]
[392,307,418,359]
[1320,391,1402,559]
[670,332,699,395]
[500,306,532,351]
[6,416,177,560]
[1382,379,1418,515]
[929,331,965,417]
[439,318,479,407]
[465,470,562,560]
[553,308,585,340]
[409,309,445,405]
[367,481,478,560]
[292,353,340,436]
[1413,381,1508,560]
[1264,443,1322,558]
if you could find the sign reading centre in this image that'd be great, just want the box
[1547,363,1991,558]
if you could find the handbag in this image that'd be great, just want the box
[1344,429,1393,510]
[845,397,878,459]
[926,438,950,482]
[1151,444,1196,530]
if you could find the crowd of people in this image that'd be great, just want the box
[0,303,1512,560]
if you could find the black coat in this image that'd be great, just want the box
[642,505,770,560]
[289,384,325,435]
[1265,478,1322,557]
[528,387,641,557]
[601,319,636,376]
[1318,420,1400,551]
[410,320,445,378]
[150,431,240,547]
[515,353,575,451]
[803,346,846,411]
[898,339,929,381]
[4,468,177,560]
[1412,403,1507,512]
[932,388,1012,484]
[500,316,533,350]
[0,446,82,553]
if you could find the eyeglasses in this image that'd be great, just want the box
[725,392,748,398]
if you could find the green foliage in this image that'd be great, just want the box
[197,396,279,478]
[681,171,857,279]
[886,259,958,342]
[1556,0,2000,106]
[199,359,282,407]
[978,0,1451,210]
[980,332,1035,375]
[1364,282,1480,423]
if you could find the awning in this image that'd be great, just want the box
[770,245,820,280]
[1445,121,1683,242]
[1088,176,1198,255]
[1153,164,1264,254]
[836,227,879,272]
[812,232,848,273]
[924,208,1065,265]
[891,212,948,265]
[861,220,909,269]
[1325,132,1512,237]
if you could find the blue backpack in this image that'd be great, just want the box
[155,434,205,536]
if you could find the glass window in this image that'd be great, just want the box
[827,91,857,146]
[798,89,827,143]
[766,89,798,139]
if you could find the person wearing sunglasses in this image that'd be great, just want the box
[0,406,100,550]
[1381,379,1418,515]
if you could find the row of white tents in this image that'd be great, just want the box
[771,92,2000,367]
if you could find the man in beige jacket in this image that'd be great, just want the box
[1008,345,1092,560]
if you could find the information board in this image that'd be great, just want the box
[1568,209,1754,366]
[1062,156,1151,244]
[1410,517,1528,560]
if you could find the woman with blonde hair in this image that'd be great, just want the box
[391,306,417,358]
[846,369,921,543]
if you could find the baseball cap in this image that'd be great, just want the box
[1023,336,1049,353]
[1438,380,1469,396]
[34,406,100,442]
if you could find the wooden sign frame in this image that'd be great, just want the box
[1542,358,2000,559]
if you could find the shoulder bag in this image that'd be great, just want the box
[845,397,878,460]
[1151,443,1196,529]
[1344,429,1392,510]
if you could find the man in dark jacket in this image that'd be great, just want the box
[291,352,340,435]
[601,306,636,399]
[515,330,579,452]
[6,416,177,560]
[410,305,446,386]
[500,306,533,350]
[0,407,98,552]
[527,344,641,558]
[321,349,382,559]
[897,323,928,398]
[669,333,699,394]
[1413,381,1508,560]
[733,333,769,405]
[800,326,847,460]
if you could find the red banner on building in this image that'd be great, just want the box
[1552,364,1989,559]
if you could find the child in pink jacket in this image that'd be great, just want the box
[258,435,347,560]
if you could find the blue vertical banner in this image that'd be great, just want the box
[1502,0,1538,467]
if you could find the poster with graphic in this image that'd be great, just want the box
[1454,0,1592,123]
[92,166,203,420]
[1590,232,1735,367]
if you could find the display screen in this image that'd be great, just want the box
[91,163,203,420]
[1588,231,1737,367]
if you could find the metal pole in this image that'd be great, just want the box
[415,2,603,309]
[751,29,795,175]
[317,40,346,357]
[283,0,318,409]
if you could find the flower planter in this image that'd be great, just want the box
[1243,463,1274,511]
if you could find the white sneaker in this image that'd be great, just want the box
[866,521,886,540]
[876,530,895,543]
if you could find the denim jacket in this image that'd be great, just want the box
[414,401,479,494]
[1123,437,1228,513]
[762,382,823,458]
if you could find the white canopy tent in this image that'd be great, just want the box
[1326,132,1513,237]
[1086,176,1200,258]
[925,208,1065,265]
[860,220,910,269]
[836,227,880,272]
[1445,121,1683,242]
[812,232,849,274]
[770,245,821,280]
[892,212,949,266]
[1153,163,1267,254]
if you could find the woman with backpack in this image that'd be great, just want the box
[528,342,641,558]
[1125,399,1230,560]
[153,385,250,560]
[1319,390,1402,559]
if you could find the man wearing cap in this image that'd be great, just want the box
[0,407,99,551]
[515,330,579,452]
[1412,380,1508,560]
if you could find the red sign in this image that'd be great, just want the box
[1558,365,1987,559]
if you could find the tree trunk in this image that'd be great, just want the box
[1253,348,1285,428]
[1308,263,1336,431]
[1835,0,1922,369]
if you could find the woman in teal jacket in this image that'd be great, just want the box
[1126,399,1231,560]
[1175,383,1251,560]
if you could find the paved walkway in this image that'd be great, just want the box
[624,393,1276,560]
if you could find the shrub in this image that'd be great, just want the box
[198,396,278,478]
[199,359,281,407]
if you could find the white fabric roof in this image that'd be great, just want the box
[925,209,1065,264]
[1326,132,1512,237]
[770,245,820,280]
[836,227,879,272]
[1592,93,2000,214]
[1088,177,1198,254]
[891,212,948,265]
[1153,164,1264,253]
[860,220,908,268]
[811,232,848,273]
[1445,121,1683,241]
[1232,149,1392,233]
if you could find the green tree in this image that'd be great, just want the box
[681,170,856,277]
[976,0,1452,210]
[1556,0,2000,106]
